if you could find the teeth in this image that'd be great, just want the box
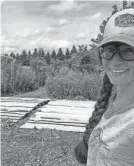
[111,69,128,73]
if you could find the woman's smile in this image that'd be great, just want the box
[110,68,129,74]
[109,68,130,77]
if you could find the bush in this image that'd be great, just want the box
[1,70,13,96]
[1,57,17,96]
[14,66,38,93]
[81,73,101,100]
[45,67,101,101]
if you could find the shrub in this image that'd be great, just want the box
[1,57,17,96]
[81,73,101,100]
[14,66,37,93]
[45,67,101,101]
[1,70,12,96]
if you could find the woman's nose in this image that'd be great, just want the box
[111,52,123,64]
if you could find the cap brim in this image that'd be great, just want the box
[97,34,134,48]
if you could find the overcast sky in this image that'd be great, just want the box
[1,0,126,54]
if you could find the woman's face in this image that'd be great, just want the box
[101,43,134,86]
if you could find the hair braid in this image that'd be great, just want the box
[74,73,113,164]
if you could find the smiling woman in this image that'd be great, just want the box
[74,8,134,166]
[100,43,134,86]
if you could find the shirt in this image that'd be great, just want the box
[86,100,134,166]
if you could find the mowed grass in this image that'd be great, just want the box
[1,118,84,166]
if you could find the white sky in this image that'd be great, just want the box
[1,0,127,54]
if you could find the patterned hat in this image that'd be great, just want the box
[97,8,134,47]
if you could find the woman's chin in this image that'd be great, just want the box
[107,70,133,86]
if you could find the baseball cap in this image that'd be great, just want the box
[97,8,134,48]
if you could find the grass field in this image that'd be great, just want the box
[1,118,85,166]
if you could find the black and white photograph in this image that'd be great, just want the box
[1,0,134,166]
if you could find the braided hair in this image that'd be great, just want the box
[74,73,113,164]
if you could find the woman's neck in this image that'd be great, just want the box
[114,81,134,107]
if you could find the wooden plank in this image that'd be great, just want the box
[1,102,40,108]
[1,97,95,108]
[1,97,49,103]
[1,115,87,126]
[1,107,92,117]
[1,112,89,123]
[1,97,95,132]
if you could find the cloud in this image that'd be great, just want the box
[34,29,41,33]
[48,1,88,12]
[76,2,90,11]
[2,37,15,47]
[45,27,57,33]
[51,40,72,48]
[59,18,69,26]
[28,38,42,46]
[10,28,42,39]
[1,36,21,53]
[1,47,18,54]
[2,33,72,53]
[27,36,72,50]
[77,33,86,39]
[84,12,102,21]
[94,24,100,37]
[22,28,33,37]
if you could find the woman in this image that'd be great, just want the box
[74,8,134,166]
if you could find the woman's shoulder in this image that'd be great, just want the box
[95,103,134,131]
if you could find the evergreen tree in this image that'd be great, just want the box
[16,53,19,57]
[28,50,31,63]
[45,52,51,65]
[112,4,119,15]
[28,50,31,56]
[32,48,38,57]
[71,45,77,54]
[4,53,8,56]
[10,52,16,58]
[57,48,64,61]
[65,48,71,59]
[16,53,21,63]
[78,45,88,52]
[123,0,128,9]
[38,48,45,57]
[100,20,106,34]
[51,50,57,60]
[131,1,134,8]
[20,50,26,65]
[78,45,84,52]
[21,50,30,66]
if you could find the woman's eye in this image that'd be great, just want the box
[121,49,128,53]
[106,48,114,54]
[121,48,134,53]
[127,48,134,53]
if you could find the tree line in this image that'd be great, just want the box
[4,45,82,66]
